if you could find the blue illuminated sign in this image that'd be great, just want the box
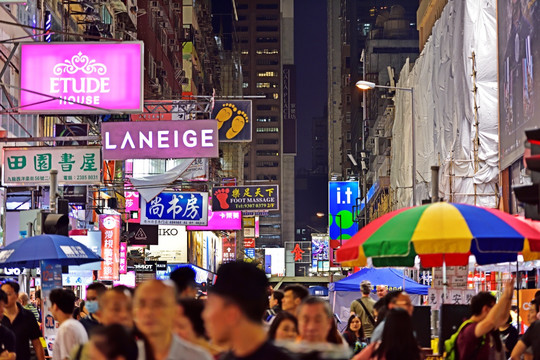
[141,191,208,225]
[328,181,359,242]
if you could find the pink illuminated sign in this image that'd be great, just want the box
[119,242,128,274]
[187,202,242,231]
[102,120,218,160]
[20,42,143,113]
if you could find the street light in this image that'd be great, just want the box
[355,80,416,206]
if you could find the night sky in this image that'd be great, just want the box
[294,0,327,171]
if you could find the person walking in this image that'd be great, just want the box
[370,290,414,343]
[0,289,15,360]
[353,308,421,360]
[265,289,283,322]
[49,289,88,360]
[375,286,388,299]
[281,284,309,316]
[79,282,107,335]
[202,261,293,360]
[268,312,298,341]
[297,297,336,345]
[342,314,368,354]
[350,281,376,341]
[18,293,39,323]
[1,281,45,360]
[134,280,212,360]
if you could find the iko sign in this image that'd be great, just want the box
[20,42,143,113]
[141,192,208,225]
[212,185,279,211]
[101,120,218,160]
[3,146,101,186]
[329,181,359,244]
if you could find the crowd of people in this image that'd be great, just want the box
[0,264,537,360]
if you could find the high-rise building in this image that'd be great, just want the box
[235,0,295,248]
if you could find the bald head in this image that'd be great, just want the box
[18,293,29,306]
[134,280,179,339]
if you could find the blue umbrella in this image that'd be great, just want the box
[0,234,103,268]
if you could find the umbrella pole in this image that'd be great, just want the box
[516,261,520,333]
[443,254,447,302]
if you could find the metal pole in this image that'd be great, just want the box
[49,170,58,214]
[411,88,416,206]
[363,176,367,227]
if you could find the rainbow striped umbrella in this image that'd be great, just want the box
[336,202,540,267]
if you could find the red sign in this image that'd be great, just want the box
[119,242,128,274]
[243,238,255,248]
[98,214,120,280]
[222,232,236,263]
[291,244,305,261]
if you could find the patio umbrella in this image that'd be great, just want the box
[0,234,103,268]
[336,202,540,268]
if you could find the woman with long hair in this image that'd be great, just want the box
[353,308,422,360]
[342,314,367,354]
[268,311,298,341]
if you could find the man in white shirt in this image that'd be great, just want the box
[49,289,88,360]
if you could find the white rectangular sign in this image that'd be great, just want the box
[3,146,101,186]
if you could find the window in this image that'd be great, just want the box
[256,161,279,167]
[256,37,278,43]
[256,4,278,9]
[256,117,277,122]
[241,49,249,55]
[257,82,271,88]
[242,82,249,88]
[272,93,279,100]
[237,4,248,9]
[256,26,278,32]
[237,26,248,32]
[256,105,280,111]
[256,15,278,21]
[257,71,278,77]
[257,138,279,144]
[238,15,247,21]
[256,59,279,66]
[256,49,279,55]
[257,150,279,156]
[256,127,279,133]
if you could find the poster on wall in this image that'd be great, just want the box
[498,0,540,169]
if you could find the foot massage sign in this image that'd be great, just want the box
[19,42,143,113]
[211,100,252,142]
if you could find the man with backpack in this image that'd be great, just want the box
[445,278,514,360]
[350,280,376,341]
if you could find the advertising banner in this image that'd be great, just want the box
[312,234,329,271]
[244,238,255,248]
[119,242,127,274]
[186,202,242,231]
[127,223,159,245]
[3,146,101,186]
[125,190,140,223]
[212,185,279,211]
[101,120,218,160]
[20,42,143,113]
[328,181,359,244]
[41,260,63,356]
[98,214,120,281]
[140,192,208,225]
[222,231,236,263]
[498,0,540,169]
[211,100,252,142]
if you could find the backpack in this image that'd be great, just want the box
[444,319,485,360]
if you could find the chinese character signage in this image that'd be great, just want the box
[119,242,127,274]
[20,42,143,113]
[211,100,252,142]
[125,190,140,223]
[98,215,120,281]
[186,202,242,231]
[102,120,218,160]
[141,192,209,225]
[427,288,477,311]
[212,185,279,211]
[329,181,359,244]
[3,146,101,186]
[222,231,236,263]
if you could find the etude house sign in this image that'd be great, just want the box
[19,42,143,113]
[101,120,218,160]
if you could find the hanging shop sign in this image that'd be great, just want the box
[328,181,359,245]
[140,191,208,225]
[101,120,218,160]
[119,242,128,274]
[186,203,242,231]
[19,42,143,113]
[98,214,120,281]
[211,100,252,142]
[127,223,159,245]
[212,185,279,211]
[2,146,101,186]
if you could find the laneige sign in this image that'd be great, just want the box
[101,120,219,160]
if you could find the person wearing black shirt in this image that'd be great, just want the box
[1,281,44,360]
[202,262,293,360]
[0,289,15,359]
[499,316,519,358]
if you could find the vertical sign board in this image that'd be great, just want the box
[329,181,359,249]
[98,215,120,281]
[19,42,143,114]
[282,64,297,154]
[40,261,63,356]
[119,242,128,274]
[222,231,236,263]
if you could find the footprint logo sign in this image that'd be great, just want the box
[214,188,230,210]
[212,100,252,142]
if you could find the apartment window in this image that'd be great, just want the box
[257,150,279,156]
[256,161,279,167]
[256,117,277,122]
[256,37,278,43]
[272,93,279,100]
[256,127,279,133]
[256,105,280,111]
[256,59,279,66]
[346,131,351,141]
[237,4,248,9]
[256,26,278,32]
[256,15,278,21]
[238,15,247,21]
[256,49,279,55]
[243,82,249,88]
[346,112,351,123]
[257,82,271,88]
[257,71,278,77]
[256,4,278,9]
[241,49,249,55]
[257,138,279,144]
[237,26,248,32]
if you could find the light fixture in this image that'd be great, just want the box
[355,80,376,90]
[347,153,358,167]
